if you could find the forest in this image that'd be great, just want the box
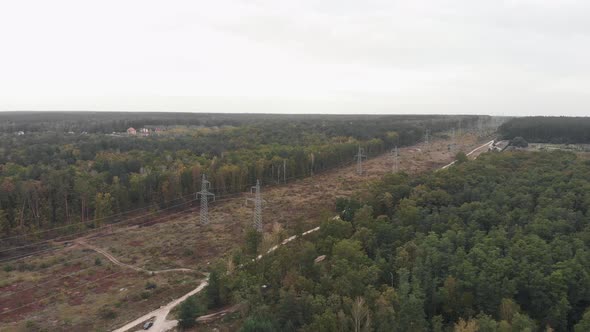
[498,116,590,144]
[0,113,478,251]
[189,150,590,331]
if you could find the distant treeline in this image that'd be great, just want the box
[1,112,469,136]
[499,116,590,143]
[0,113,480,248]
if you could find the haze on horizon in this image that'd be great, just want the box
[1,0,589,116]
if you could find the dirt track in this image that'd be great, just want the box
[0,133,492,331]
[109,133,492,332]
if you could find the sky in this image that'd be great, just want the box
[1,0,590,115]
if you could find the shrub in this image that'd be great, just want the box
[98,306,117,320]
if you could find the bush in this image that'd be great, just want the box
[98,306,117,320]
[239,317,276,332]
[455,151,468,164]
[94,257,102,266]
[510,136,528,148]
[178,296,198,329]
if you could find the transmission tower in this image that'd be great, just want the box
[424,129,430,146]
[449,128,456,153]
[478,117,483,135]
[196,174,215,225]
[247,180,263,232]
[391,146,399,172]
[354,146,367,175]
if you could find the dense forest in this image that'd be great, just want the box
[0,113,480,250]
[190,151,590,331]
[499,117,590,144]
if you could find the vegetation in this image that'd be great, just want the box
[499,116,590,143]
[0,113,478,251]
[199,150,590,331]
[178,295,200,329]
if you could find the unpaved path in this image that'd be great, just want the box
[112,279,208,332]
[112,228,321,332]
[440,139,494,170]
[171,139,497,328]
[111,135,493,332]
[77,240,194,274]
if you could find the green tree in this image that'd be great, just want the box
[206,270,222,308]
[178,296,198,329]
[455,151,468,164]
[245,227,262,257]
[94,192,113,227]
[575,308,590,332]
[510,136,528,148]
[0,208,9,236]
[239,317,276,332]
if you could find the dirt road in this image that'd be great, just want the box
[440,139,494,170]
[111,134,492,332]
[112,279,208,332]
[112,228,321,332]
[77,240,194,275]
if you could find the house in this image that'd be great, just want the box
[16,131,25,136]
[140,128,149,136]
[127,127,137,135]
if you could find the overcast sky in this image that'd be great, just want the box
[1,0,589,115]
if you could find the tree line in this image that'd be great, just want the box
[499,116,590,143]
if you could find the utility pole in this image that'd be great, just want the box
[196,174,215,225]
[477,116,484,136]
[247,180,263,232]
[450,128,456,153]
[354,146,367,175]
[391,146,399,172]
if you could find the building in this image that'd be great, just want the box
[127,127,137,135]
[140,128,149,136]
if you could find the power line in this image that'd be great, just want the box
[0,149,364,243]
[0,190,203,242]
[0,191,248,265]
[0,145,397,261]
[0,197,200,256]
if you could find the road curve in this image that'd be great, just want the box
[77,240,194,274]
[112,279,208,332]
[111,227,321,332]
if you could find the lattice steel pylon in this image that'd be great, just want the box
[391,146,399,172]
[450,128,456,153]
[354,146,367,176]
[196,174,215,225]
[424,129,430,146]
[246,180,263,232]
